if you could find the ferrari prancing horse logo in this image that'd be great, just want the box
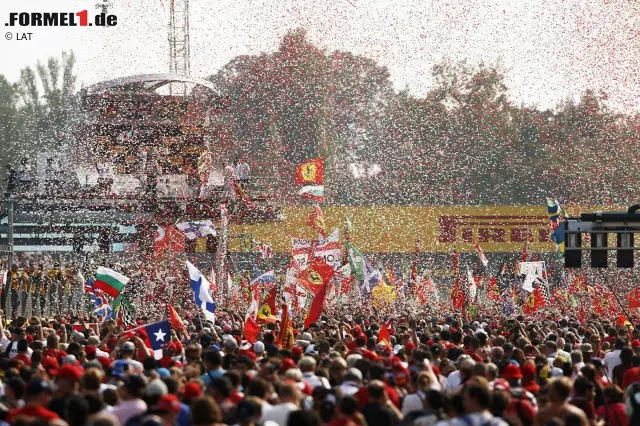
[302,164,317,182]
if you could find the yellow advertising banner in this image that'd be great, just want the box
[227,205,586,253]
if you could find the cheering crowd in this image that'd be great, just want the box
[1,301,640,426]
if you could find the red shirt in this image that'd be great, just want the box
[355,384,400,408]
[522,380,540,395]
[596,403,629,426]
[7,405,60,423]
[14,353,32,366]
[622,367,640,389]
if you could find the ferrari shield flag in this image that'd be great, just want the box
[257,286,278,324]
[299,257,336,295]
[296,158,324,185]
[307,205,327,237]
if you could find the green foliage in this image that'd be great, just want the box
[0,50,77,170]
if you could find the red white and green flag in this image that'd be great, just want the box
[299,185,325,203]
[95,267,129,298]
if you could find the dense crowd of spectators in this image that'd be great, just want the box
[0,308,640,426]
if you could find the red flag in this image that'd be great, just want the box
[378,324,392,351]
[304,279,329,328]
[628,288,640,308]
[154,226,185,256]
[243,316,260,344]
[618,314,633,331]
[307,205,327,237]
[298,257,336,295]
[296,158,324,185]
[168,305,188,336]
[257,286,278,324]
[522,288,546,315]
[451,251,464,309]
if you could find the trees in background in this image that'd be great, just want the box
[210,30,640,206]
[0,51,77,171]
[1,36,638,207]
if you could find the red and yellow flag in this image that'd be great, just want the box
[296,158,324,185]
[307,205,327,237]
[275,303,294,349]
[298,257,336,295]
[522,288,546,315]
[257,286,278,324]
[628,287,640,309]
[378,323,392,351]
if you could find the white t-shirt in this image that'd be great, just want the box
[604,350,622,380]
[402,391,427,416]
[262,402,297,426]
[1,336,33,358]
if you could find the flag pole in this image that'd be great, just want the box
[600,270,633,326]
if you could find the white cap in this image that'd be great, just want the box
[253,341,265,354]
[346,367,363,381]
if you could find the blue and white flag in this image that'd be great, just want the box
[186,261,216,323]
[250,270,275,287]
[176,220,217,240]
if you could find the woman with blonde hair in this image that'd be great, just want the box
[401,371,433,416]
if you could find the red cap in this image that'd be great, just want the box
[42,356,59,371]
[97,356,112,371]
[632,340,640,348]
[50,364,85,382]
[85,345,97,357]
[239,350,257,362]
[280,358,297,373]
[405,342,416,353]
[182,382,203,401]
[493,378,511,391]
[155,394,181,413]
[521,363,537,377]
[502,364,523,380]
[291,346,303,357]
[25,334,34,343]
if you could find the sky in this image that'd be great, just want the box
[1,0,639,113]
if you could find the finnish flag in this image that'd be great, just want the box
[186,261,216,323]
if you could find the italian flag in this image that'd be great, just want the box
[95,267,129,298]
[299,185,324,203]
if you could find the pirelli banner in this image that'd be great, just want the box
[227,205,580,253]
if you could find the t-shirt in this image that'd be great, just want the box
[200,369,227,387]
[622,367,640,389]
[597,403,629,426]
[7,405,60,423]
[361,403,401,426]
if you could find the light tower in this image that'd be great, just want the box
[168,0,191,84]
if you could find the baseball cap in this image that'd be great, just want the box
[346,367,363,381]
[493,378,511,391]
[154,394,181,413]
[223,338,238,349]
[253,341,265,354]
[122,341,135,352]
[84,345,97,357]
[26,378,53,396]
[182,382,203,401]
[50,364,85,382]
[503,364,523,380]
